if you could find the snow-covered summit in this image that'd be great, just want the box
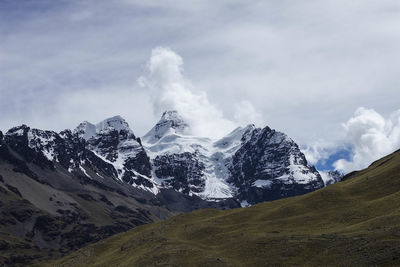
[74,121,96,140]
[141,114,259,200]
[214,124,256,156]
[96,115,132,134]
[74,115,134,141]
[142,110,189,144]
[139,110,324,202]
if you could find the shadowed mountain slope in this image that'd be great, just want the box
[46,149,400,266]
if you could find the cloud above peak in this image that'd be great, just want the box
[138,47,262,139]
[139,47,184,91]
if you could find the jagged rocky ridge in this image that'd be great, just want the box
[228,126,323,205]
[74,116,155,192]
[2,110,325,207]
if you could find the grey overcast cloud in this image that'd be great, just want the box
[1,0,400,172]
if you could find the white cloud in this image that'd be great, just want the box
[302,140,337,166]
[334,107,400,172]
[234,100,263,127]
[138,47,262,139]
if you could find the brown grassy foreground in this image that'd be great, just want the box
[43,150,400,266]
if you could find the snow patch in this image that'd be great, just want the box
[275,154,317,184]
[241,200,250,207]
[79,165,91,178]
[253,179,272,188]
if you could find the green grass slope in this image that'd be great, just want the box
[45,150,400,266]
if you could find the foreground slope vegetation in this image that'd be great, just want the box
[47,150,400,266]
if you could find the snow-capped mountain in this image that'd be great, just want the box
[2,110,325,206]
[74,116,156,193]
[142,110,324,205]
[142,110,189,144]
[5,125,118,178]
[142,110,243,199]
[228,126,324,205]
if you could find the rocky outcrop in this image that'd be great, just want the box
[153,152,205,194]
[228,126,324,204]
[76,116,154,190]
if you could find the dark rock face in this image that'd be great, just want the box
[4,126,55,170]
[0,137,40,181]
[84,119,153,187]
[83,150,119,178]
[153,152,205,194]
[55,130,119,179]
[88,129,120,162]
[122,171,154,189]
[123,150,152,178]
[52,129,86,170]
[229,126,324,204]
[4,126,119,180]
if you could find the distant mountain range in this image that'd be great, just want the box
[0,110,332,265]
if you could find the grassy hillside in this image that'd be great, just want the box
[44,149,400,266]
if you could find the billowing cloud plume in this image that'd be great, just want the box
[334,107,400,172]
[138,47,262,139]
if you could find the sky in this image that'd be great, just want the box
[1,0,400,173]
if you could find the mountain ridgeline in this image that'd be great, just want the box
[6,110,324,206]
[0,110,326,265]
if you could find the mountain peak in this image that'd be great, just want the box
[5,124,30,136]
[74,115,133,140]
[159,110,187,127]
[96,115,131,133]
[213,124,257,153]
[142,110,189,144]
[74,121,96,140]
